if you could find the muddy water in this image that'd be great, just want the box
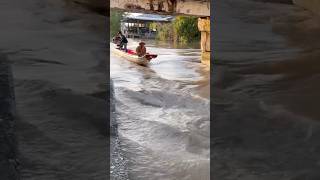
[214,0,320,179]
[110,39,210,180]
[0,0,107,179]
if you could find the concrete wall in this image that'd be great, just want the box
[198,17,210,66]
[111,0,210,16]
[293,0,320,14]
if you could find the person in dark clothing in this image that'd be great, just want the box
[118,31,128,52]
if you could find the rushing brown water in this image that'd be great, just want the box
[111,39,210,180]
[213,0,320,179]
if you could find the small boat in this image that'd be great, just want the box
[111,44,157,66]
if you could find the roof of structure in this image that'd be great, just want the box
[123,13,173,22]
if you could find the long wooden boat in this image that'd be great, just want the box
[111,44,157,66]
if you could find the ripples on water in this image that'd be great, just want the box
[110,40,210,180]
[213,0,320,179]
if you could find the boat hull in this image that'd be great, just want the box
[111,47,150,66]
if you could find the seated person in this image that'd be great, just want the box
[136,41,147,57]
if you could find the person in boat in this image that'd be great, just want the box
[112,36,121,47]
[135,41,157,60]
[118,31,128,52]
[112,35,121,46]
[136,41,147,57]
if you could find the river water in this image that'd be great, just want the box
[110,39,210,180]
[213,0,320,179]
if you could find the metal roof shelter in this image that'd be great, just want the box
[121,13,173,39]
[123,13,173,22]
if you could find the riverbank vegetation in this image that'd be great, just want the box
[110,10,123,37]
[110,11,199,44]
[150,16,200,43]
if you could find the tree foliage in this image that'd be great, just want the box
[173,16,200,43]
[150,22,174,41]
[151,16,200,43]
[110,10,123,37]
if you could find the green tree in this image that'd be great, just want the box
[149,22,158,31]
[151,16,200,43]
[157,23,174,41]
[110,10,123,37]
[173,16,200,43]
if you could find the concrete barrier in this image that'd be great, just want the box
[198,17,210,66]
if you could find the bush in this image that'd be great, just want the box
[173,16,200,43]
[151,16,200,43]
[156,23,174,41]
